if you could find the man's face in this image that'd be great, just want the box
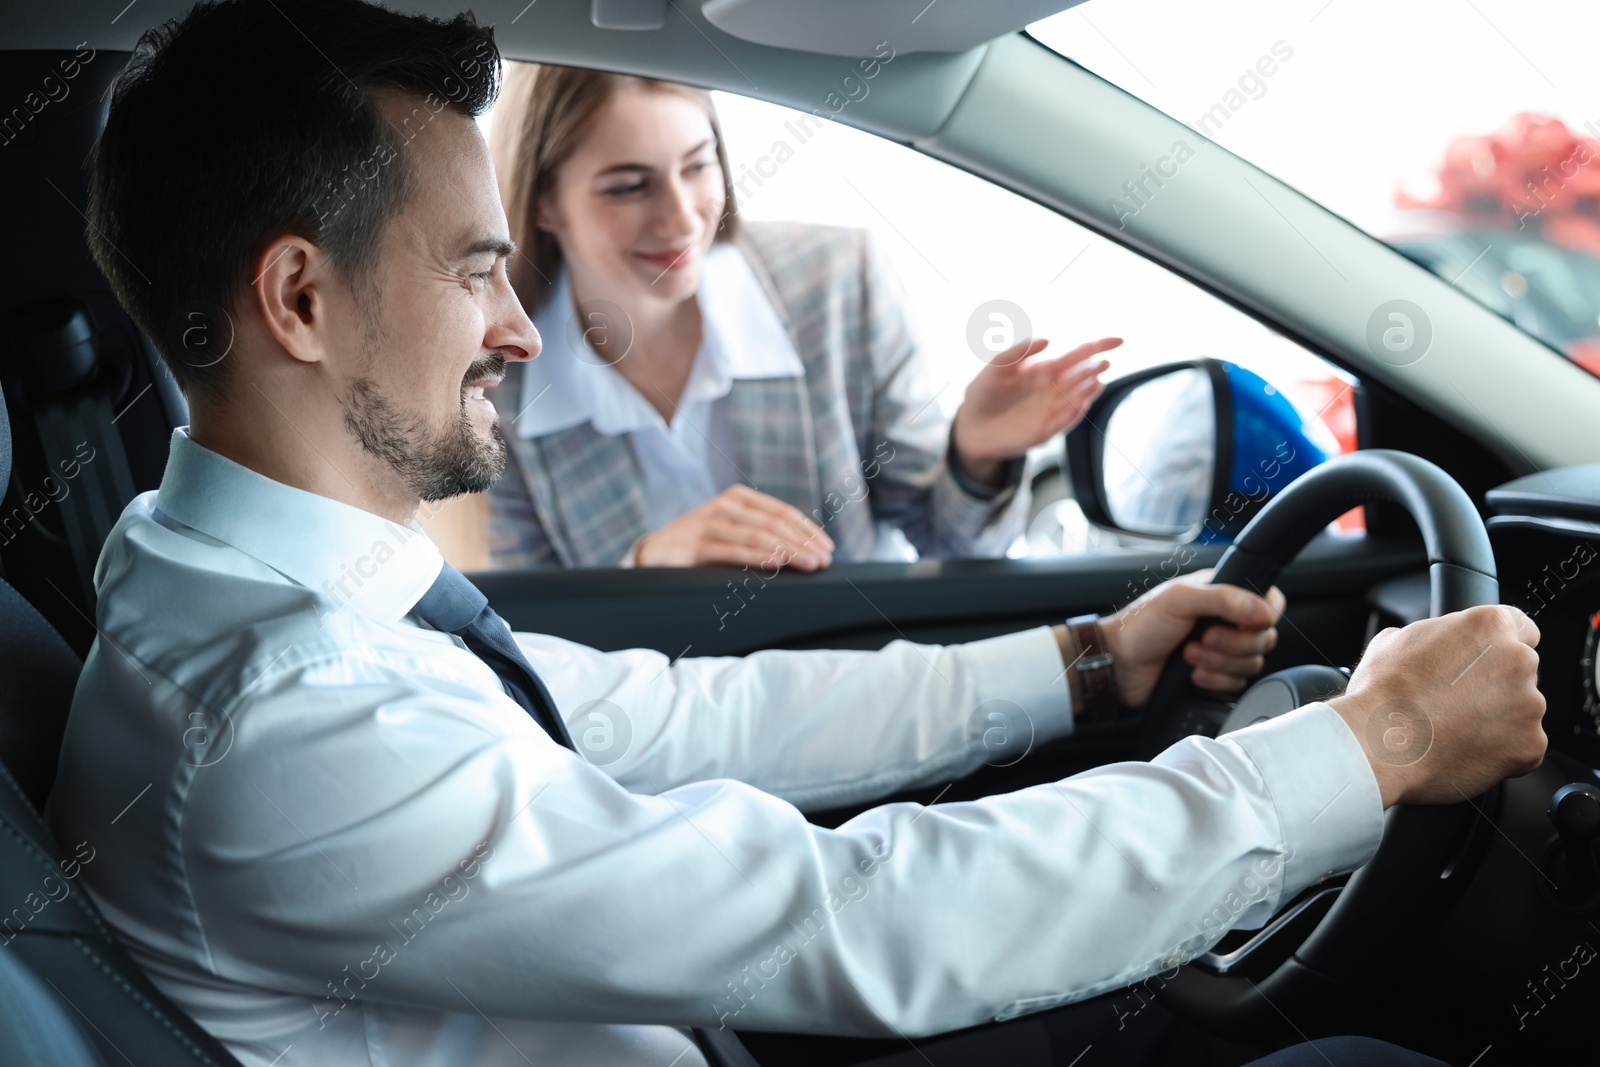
[337,94,539,502]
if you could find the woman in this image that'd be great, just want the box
[485,63,1118,569]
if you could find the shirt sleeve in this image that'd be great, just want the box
[516,625,1073,811]
[945,423,1026,503]
[180,631,1383,1041]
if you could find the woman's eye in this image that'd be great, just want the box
[604,180,647,198]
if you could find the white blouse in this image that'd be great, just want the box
[516,245,807,534]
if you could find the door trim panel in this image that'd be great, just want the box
[478,533,1425,658]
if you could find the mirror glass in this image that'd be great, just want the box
[1102,367,1216,537]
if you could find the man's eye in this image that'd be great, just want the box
[469,269,493,287]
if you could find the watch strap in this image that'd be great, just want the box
[1066,613,1119,723]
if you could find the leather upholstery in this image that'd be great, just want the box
[0,371,244,1066]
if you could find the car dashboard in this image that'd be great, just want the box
[1487,464,1600,769]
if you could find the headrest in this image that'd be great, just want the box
[2,297,104,492]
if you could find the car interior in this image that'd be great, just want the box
[5,1,1600,1064]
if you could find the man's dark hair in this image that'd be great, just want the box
[87,0,501,402]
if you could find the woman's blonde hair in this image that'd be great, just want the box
[490,62,742,317]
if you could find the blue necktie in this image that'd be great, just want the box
[411,564,575,749]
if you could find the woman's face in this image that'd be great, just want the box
[540,86,727,308]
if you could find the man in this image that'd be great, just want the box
[48,2,1546,1066]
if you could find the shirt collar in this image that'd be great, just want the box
[515,242,804,439]
[154,427,444,624]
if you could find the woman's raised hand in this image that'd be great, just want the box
[950,336,1121,485]
[632,484,835,570]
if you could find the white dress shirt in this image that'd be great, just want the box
[518,245,805,535]
[47,427,1385,1067]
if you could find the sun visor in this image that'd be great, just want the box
[695,0,1090,56]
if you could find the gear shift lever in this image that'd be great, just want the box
[1547,782,1600,906]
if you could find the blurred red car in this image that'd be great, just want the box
[1389,112,1600,378]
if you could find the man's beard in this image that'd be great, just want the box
[340,353,508,503]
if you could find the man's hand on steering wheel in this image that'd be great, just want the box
[1100,569,1286,708]
[1328,605,1547,808]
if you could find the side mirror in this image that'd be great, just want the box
[1065,358,1333,543]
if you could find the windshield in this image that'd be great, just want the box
[1031,0,1600,377]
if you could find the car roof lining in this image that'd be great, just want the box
[6,0,990,141]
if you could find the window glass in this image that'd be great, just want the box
[713,91,1356,554]
[712,90,1344,412]
[1031,0,1600,377]
[461,75,1355,567]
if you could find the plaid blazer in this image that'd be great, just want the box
[486,220,1029,569]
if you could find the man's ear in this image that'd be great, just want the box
[251,235,337,367]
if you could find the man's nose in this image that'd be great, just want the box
[518,324,542,362]
[489,281,540,362]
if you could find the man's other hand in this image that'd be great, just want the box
[1100,569,1285,708]
[1328,605,1546,808]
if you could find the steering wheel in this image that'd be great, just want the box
[1134,449,1500,1040]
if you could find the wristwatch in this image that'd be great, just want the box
[1065,614,1120,723]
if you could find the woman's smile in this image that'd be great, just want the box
[632,244,698,272]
